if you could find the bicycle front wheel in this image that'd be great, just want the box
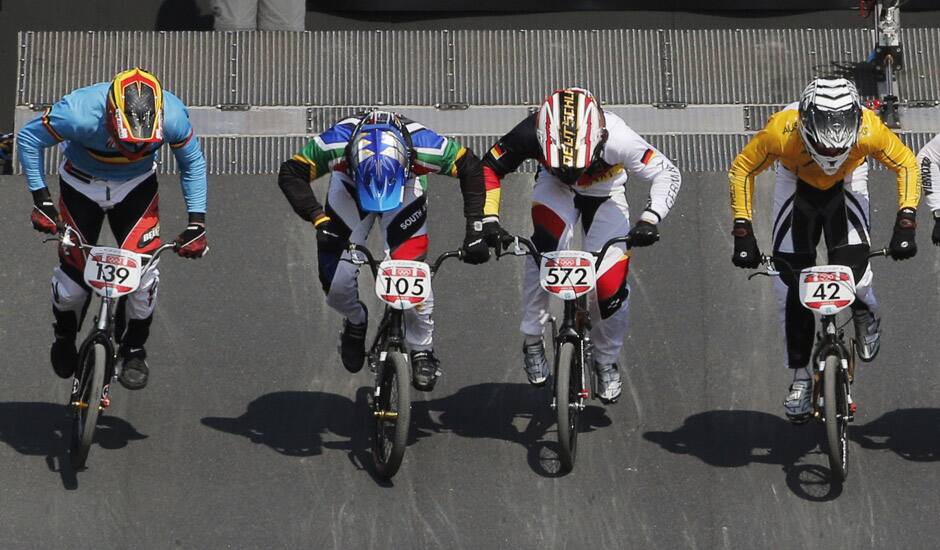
[555,341,580,473]
[823,354,849,481]
[70,341,107,470]
[371,350,412,479]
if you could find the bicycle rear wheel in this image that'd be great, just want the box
[555,341,580,473]
[823,354,849,481]
[371,350,412,479]
[70,341,107,470]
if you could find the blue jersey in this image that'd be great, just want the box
[16,82,207,213]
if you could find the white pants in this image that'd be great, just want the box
[521,171,633,366]
[319,173,434,351]
[212,0,305,30]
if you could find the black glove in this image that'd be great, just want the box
[0,132,12,162]
[175,213,208,259]
[888,208,917,260]
[627,220,659,247]
[313,214,344,252]
[462,218,490,265]
[731,219,761,268]
[481,217,509,250]
[30,188,59,235]
[931,212,940,246]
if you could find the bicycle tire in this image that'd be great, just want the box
[555,341,580,473]
[371,350,411,479]
[70,341,106,470]
[823,354,849,481]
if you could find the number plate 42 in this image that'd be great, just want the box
[539,251,596,300]
[798,265,856,315]
[375,260,431,310]
[83,246,143,298]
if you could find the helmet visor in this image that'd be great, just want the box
[801,107,859,158]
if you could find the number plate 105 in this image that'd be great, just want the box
[83,246,143,298]
[798,265,856,315]
[539,250,597,300]
[375,259,432,310]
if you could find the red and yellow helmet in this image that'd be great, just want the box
[106,68,164,148]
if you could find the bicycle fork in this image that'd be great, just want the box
[813,318,857,422]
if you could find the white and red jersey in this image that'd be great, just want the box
[483,111,682,224]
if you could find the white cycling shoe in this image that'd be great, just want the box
[522,339,549,386]
[784,379,812,424]
[595,362,622,404]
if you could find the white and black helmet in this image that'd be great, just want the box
[798,77,862,176]
[535,87,607,185]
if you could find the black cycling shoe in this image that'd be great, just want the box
[339,302,368,373]
[411,350,441,391]
[118,348,150,390]
[50,333,78,379]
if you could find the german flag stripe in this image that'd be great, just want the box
[41,109,64,142]
[641,149,655,165]
[170,129,194,149]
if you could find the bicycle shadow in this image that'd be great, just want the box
[411,382,613,478]
[200,390,387,484]
[851,408,940,462]
[0,401,147,490]
[643,410,844,501]
[200,383,614,482]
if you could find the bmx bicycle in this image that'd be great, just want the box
[750,247,888,481]
[344,243,463,479]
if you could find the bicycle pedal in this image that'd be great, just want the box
[578,388,590,399]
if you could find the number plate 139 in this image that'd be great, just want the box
[83,246,143,298]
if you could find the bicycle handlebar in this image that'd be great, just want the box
[496,233,634,270]
[45,225,178,273]
[343,243,464,279]
[748,246,890,281]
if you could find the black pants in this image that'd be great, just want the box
[772,180,871,369]
[53,175,161,349]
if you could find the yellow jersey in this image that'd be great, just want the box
[729,107,920,220]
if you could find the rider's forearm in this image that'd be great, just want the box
[16,118,57,192]
[643,159,682,224]
[482,165,502,220]
[918,136,940,214]
[453,149,486,219]
[174,136,208,214]
[278,158,324,222]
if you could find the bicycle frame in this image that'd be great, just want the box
[343,243,462,368]
[498,233,633,403]
[49,226,176,385]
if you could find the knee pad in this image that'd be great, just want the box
[125,267,159,319]
[51,267,88,313]
[597,258,630,319]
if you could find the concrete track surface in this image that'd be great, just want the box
[1,172,939,549]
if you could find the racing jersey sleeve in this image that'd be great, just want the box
[728,113,785,221]
[918,133,940,214]
[164,93,207,214]
[277,118,355,223]
[481,113,543,218]
[859,110,920,211]
[16,96,82,192]
[409,123,491,219]
[603,118,682,224]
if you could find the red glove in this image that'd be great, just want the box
[175,217,208,259]
[30,189,59,234]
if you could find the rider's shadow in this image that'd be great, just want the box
[0,401,147,490]
[200,390,386,482]
[851,408,940,462]
[643,410,843,501]
[411,382,612,477]
[200,391,358,457]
